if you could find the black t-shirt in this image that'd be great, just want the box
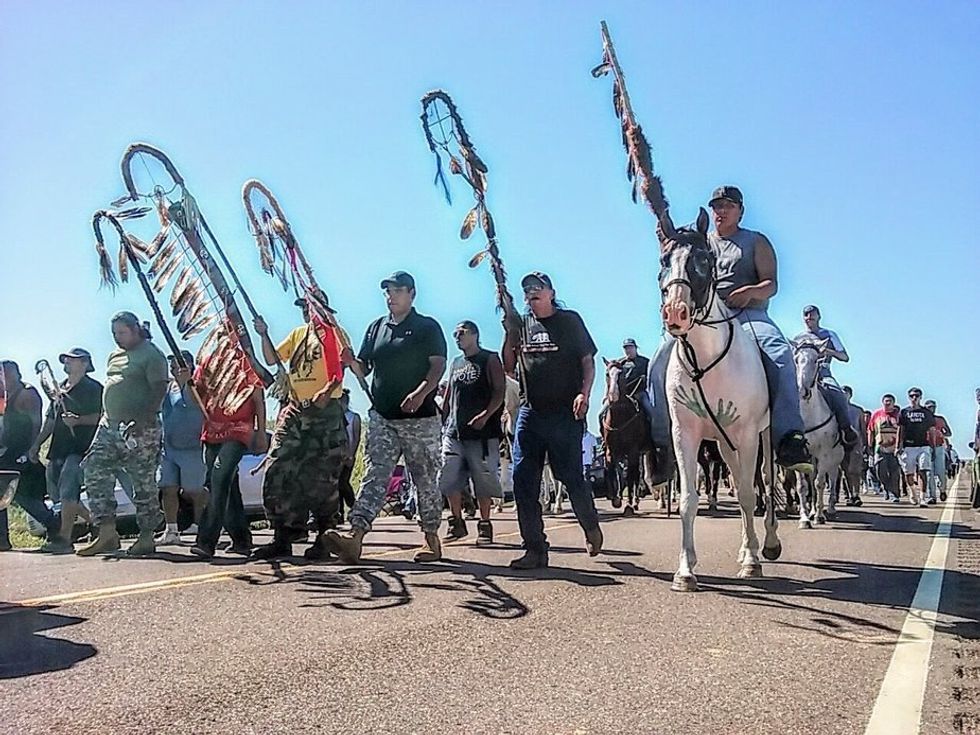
[899,406,935,447]
[446,350,503,441]
[358,308,447,420]
[49,376,103,460]
[518,309,597,412]
[620,354,650,393]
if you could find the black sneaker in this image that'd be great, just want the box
[776,432,814,474]
[476,520,493,545]
[251,538,291,560]
[443,516,468,542]
[509,551,549,570]
[190,544,215,560]
[940,491,948,502]
[226,543,252,556]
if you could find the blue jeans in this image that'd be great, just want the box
[0,454,59,545]
[648,308,805,445]
[512,407,599,554]
[196,441,250,551]
[817,381,853,434]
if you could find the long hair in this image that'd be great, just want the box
[111,311,151,339]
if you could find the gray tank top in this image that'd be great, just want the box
[708,227,771,311]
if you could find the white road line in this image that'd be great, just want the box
[864,472,964,735]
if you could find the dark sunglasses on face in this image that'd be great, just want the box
[909,393,921,398]
[523,284,544,294]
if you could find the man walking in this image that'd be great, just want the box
[867,394,902,502]
[898,387,935,508]
[439,320,506,544]
[157,350,207,545]
[924,399,952,503]
[501,272,602,569]
[648,186,813,483]
[252,290,350,560]
[29,348,103,553]
[794,305,859,446]
[77,312,169,556]
[327,271,447,564]
[0,360,60,550]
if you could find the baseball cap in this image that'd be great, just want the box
[294,288,336,314]
[380,271,416,290]
[59,347,95,373]
[623,338,637,348]
[708,186,744,207]
[521,271,553,290]
[802,304,820,316]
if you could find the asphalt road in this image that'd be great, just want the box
[1,472,977,735]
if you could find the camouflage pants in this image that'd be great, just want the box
[82,421,163,532]
[263,399,347,535]
[350,411,442,534]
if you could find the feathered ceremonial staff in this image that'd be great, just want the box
[96,143,271,414]
[242,179,373,401]
[420,90,521,333]
[591,21,677,241]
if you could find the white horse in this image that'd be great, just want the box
[791,338,844,528]
[660,210,781,592]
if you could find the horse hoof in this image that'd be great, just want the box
[611,497,623,509]
[623,505,635,517]
[762,543,782,561]
[737,564,763,579]
[799,520,812,530]
[671,574,698,592]
[708,503,717,513]
[815,517,826,525]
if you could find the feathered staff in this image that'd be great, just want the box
[242,179,372,401]
[34,359,74,437]
[98,143,271,414]
[591,21,677,241]
[420,90,521,333]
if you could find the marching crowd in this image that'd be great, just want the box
[1,185,973,570]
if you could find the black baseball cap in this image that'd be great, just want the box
[59,347,95,373]
[521,271,553,290]
[294,288,336,314]
[709,186,744,207]
[380,271,415,290]
[802,304,820,316]
[623,338,637,347]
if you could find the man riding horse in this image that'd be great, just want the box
[647,185,814,483]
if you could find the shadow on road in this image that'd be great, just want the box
[831,509,980,540]
[0,605,96,679]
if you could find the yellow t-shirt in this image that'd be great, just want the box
[276,324,349,402]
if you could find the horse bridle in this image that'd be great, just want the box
[795,342,838,439]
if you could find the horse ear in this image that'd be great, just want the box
[602,356,610,367]
[819,338,832,352]
[696,207,710,235]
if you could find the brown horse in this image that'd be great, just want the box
[601,358,654,516]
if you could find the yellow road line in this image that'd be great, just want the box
[0,519,583,613]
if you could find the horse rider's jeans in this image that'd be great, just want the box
[349,411,443,534]
[647,308,806,447]
[513,406,600,554]
[816,378,855,434]
[636,389,656,427]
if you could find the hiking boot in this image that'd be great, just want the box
[444,516,468,542]
[476,520,494,545]
[126,532,156,557]
[189,544,214,560]
[304,533,334,561]
[40,537,75,555]
[156,529,181,546]
[509,551,549,570]
[76,524,121,556]
[853,497,863,507]
[776,433,814,474]
[325,528,365,565]
[413,532,442,563]
[585,526,603,557]
[251,531,292,561]
[649,444,675,486]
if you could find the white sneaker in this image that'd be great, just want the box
[918,501,929,508]
[156,529,181,546]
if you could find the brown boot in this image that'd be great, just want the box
[325,527,365,565]
[413,532,442,563]
[76,523,121,557]
[126,531,156,557]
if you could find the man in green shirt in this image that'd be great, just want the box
[77,312,170,557]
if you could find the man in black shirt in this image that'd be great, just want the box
[620,338,654,425]
[898,386,935,507]
[28,348,103,553]
[439,321,506,544]
[501,272,602,569]
[327,271,447,564]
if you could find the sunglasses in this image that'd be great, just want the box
[523,284,545,294]
[908,393,921,398]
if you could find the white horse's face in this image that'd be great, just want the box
[658,210,714,337]
[605,361,623,403]
[792,339,828,400]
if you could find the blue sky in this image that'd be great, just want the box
[1,1,977,452]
